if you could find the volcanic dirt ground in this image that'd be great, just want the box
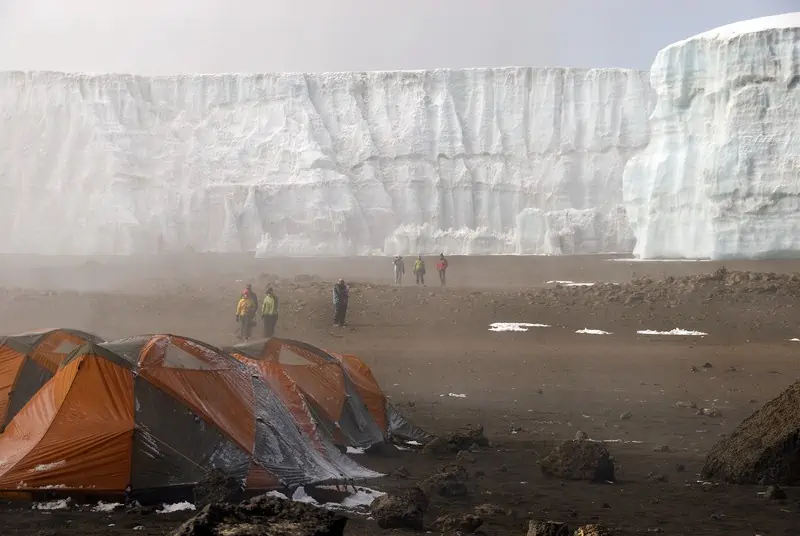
[1,254,800,535]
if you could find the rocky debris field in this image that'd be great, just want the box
[2,255,800,535]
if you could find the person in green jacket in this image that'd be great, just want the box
[413,255,426,285]
[260,287,279,338]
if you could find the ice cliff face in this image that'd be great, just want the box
[0,68,652,256]
[623,13,800,260]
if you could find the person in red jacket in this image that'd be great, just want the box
[436,253,448,286]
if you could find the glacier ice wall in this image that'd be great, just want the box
[623,13,800,260]
[0,68,652,256]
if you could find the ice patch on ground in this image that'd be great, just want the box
[637,328,708,336]
[290,486,385,514]
[607,258,711,262]
[589,439,644,444]
[489,322,551,332]
[33,498,71,510]
[156,502,196,514]
[575,328,612,335]
[93,502,123,512]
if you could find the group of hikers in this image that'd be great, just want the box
[235,284,280,340]
[234,254,450,340]
[392,253,449,286]
[234,278,352,340]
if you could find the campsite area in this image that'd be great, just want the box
[1,254,800,535]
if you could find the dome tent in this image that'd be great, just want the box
[0,328,103,430]
[226,338,432,450]
[0,334,379,501]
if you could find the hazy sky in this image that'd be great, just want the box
[0,0,796,74]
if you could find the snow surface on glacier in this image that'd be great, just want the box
[0,68,652,256]
[623,13,800,260]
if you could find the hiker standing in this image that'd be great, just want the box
[236,287,257,340]
[260,287,279,338]
[244,283,258,311]
[392,255,405,284]
[436,253,449,286]
[333,279,350,327]
[413,256,426,285]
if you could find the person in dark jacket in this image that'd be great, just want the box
[392,255,405,284]
[332,279,349,327]
[260,287,279,338]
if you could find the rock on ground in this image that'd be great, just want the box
[193,468,243,507]
[574,525,613,536]
[702,380,800,484]
[169,494,347,536]
[473,503,508,517]
[434,513,483,533]
[528,520,571,536]
[528,521,612,536]
[370,487,429,531]
[538,440,615,482]
[422,425,489,455]
[419,463,470,497]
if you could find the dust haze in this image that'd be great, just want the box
[3,4,800,535]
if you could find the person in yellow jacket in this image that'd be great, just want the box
[413,255,426,285]
[260,287,279,338]
[235,289,257,340]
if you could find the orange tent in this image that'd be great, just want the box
[0,329,103,430]
[227,338,431,449]
[0,334,379,500]
[327,349,431,447]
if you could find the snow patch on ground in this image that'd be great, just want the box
[637,328,708,336]
[156,502,196,514]
[489,322,551,332]
[575,328,612,335]
[33,498,71,510]
[291,486,386,514]
[93,502,123,512]
[547,280,596,286]
[607,258,711,262]
[590,439,644,444]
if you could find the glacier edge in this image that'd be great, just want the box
[622,12,800,260]
[0,68,653,256]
